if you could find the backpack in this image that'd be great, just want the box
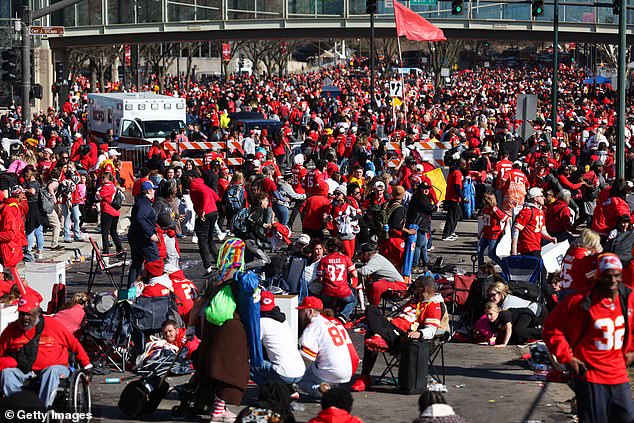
[507,280,540,302]
[224,185,245,215]
[111,188,125,210]
[376,202,403,240]
[231,208,250,236]
[39,189,55,214]
[605,230,634,267]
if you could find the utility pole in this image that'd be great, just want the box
[551,0,559,144]
[370,10,375,111]
[617,0,627,178]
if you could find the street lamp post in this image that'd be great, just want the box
[370,10,375,110]
[551,0,559,144]
[617,0,627,178]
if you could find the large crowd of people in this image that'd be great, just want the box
[0,58,634,422]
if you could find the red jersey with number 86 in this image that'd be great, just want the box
[319,253,355,298]
[514,205,545,253]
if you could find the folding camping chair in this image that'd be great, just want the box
[500,255,543,301]
[286,256,308,300]
[87,236,127,294]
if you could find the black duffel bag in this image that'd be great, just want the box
[118,375,169,418]
[398,339,431,395]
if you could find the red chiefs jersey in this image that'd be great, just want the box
[543,288,634,384]
[291,165,308,194]
[318,253,355,298]
[559,246,597,290]
[170,274,198,321]
[495,159,513,190]
[481,205,509,239]
[141,275,173,298]
[502,169,529,194]
[304,169,325,196]
[391,298,442,333]
[514,205,545,253]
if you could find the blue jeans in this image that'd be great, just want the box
[27,225,44,252]
[62,203,82,241]
[272,203,289,226]
[299,364,337,398]
[413,229,429,266]
[250,359,304,386]
[477,236,502,267]
[321,292,357,320]
[1,365,70,408]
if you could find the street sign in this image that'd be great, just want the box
[389,80,403,97]
[518,122,536,141]
[29,26,64,35]
[515,94,537,121]
[440,68,450,77]
[411,0,438,4]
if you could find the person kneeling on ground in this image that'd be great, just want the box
[412,391,469,423]
[251,291,305,386]
[351,276,447,392]
[308,386,364,423]
[0,293,93,408]
[483,302,542,347]
[298,296,359,398]
[357,242,407,306]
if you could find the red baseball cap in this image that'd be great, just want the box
[260,290,276,312]
[145,259,164,277]
[296,296,323,310]
[272,223,291,245]
[18,292,41,312]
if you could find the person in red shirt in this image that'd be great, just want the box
[559,229,602,296]
[494,151,513,205]
[0,186,28,269]
[502,162,529,212]
[351,276,444,392]
[543,254,634,423]
[302,181,332,239]
[545,189,577,243]
[442,159,466,241]
[0,292,92,408]
[511,187,556,256]
[477,193,509,267]
[593,179,631,237]
[132,167,152,197]
[304,161,326,197]
[161,319,199,360]
[187,176,220,276]
[168,269,198,323]
[317,237,358,322]
[96,172,124,258]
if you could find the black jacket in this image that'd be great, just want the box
[153,196,175,230]
[407,189,437,231]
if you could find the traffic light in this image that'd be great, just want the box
[238,54,244,71]
[55,61,64,82]
[30,84,42,100]
[532,0,544,16]
[613,0,620,15]
[451,0,463,15]
[1,50,18,82]
[366,0,377,14]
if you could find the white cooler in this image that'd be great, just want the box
[25,261,66,312]
[274,295,299,343]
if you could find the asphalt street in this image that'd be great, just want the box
[36,210,575,423]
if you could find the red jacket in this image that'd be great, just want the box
[0,316,90,371]
[545,199,574,234]
[190,177,219,216]
[592,196,631,236]
[543,287,634,385]
[308,407,364,423]
[97,181,120,217]
[0,197,28,267]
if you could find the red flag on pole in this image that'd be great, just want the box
[393,1,446,42]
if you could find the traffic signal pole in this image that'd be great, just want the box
[551,0,559,142]
[19,0,85,129]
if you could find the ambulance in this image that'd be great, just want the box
[87,92,186,146]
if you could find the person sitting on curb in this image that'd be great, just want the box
[357,242,407,306]
[297,296,359,398]
[351,276,446,392]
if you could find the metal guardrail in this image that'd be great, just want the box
[118,144,150,173]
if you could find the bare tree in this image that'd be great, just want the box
[67,48,90,84]
[596,44,632,79]
[181,42,203,88]
[376,38,399,70]
[426,39,465,88]
[85,46,122,92]
[141,43,176,91]
[242,40,277,80]
[220,41,244,82]
[274,40,305,77]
